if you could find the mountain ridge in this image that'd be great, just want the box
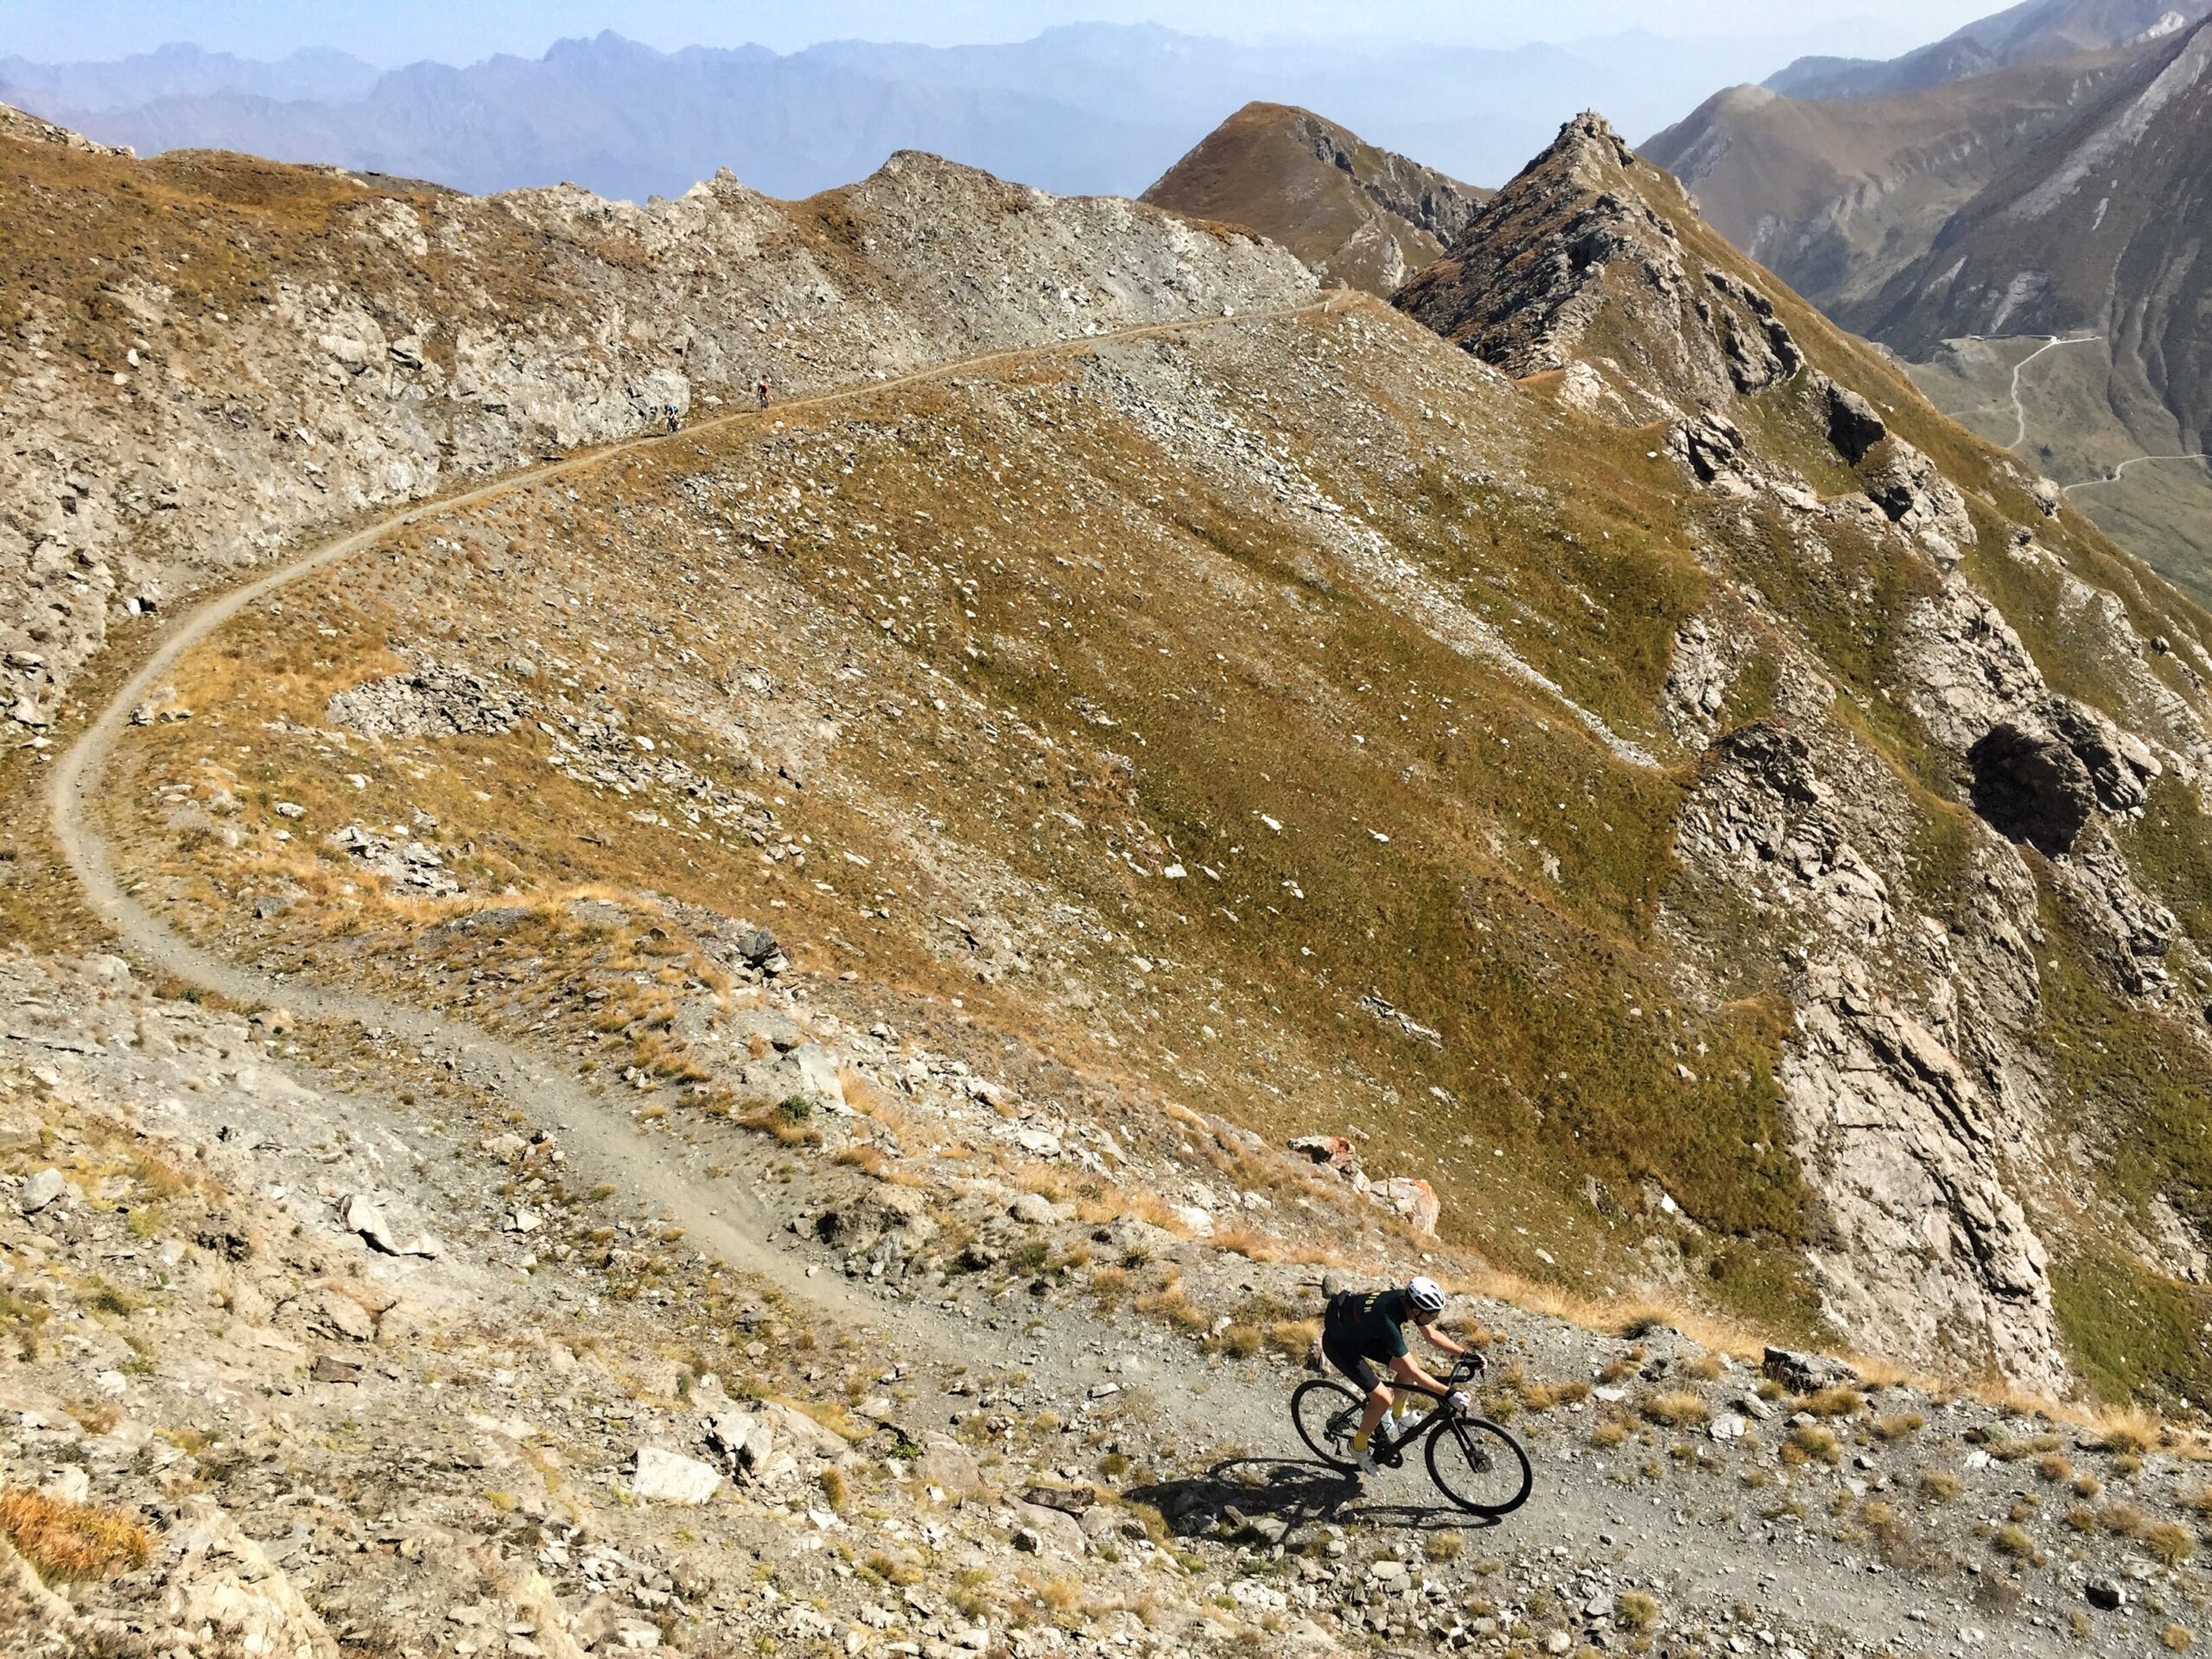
[1764,0,2210,99]
[1141,101,1489,296]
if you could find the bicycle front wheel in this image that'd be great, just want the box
[1291,1378,1363,1472]
[1426,1416,1533,1516]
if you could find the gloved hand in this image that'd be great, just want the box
[1447,1390,1471,1414]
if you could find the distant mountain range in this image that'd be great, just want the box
[1649,2,2212,591]
[1763,0,2209,99]
[0,24,1859,203]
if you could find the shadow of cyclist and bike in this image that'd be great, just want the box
[1126,1454,1511,1547]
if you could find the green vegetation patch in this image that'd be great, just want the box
[2051,1244,2212,1407]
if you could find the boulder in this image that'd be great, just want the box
[632,1446,722,1504]
[1288,1135,1357,1172]
[705,1409,761,1465]
[1012,1502,1088,1556]
[1008,1192,1059,1225]
[912,1439,981,1492]
[340,1192,442,1259]
[17,1168,66,1214]
[1823,378,1887,463]
[1761,1345,1859,1395]
[1377,1176,1441,1236]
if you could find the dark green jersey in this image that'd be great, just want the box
[1335,1288,1415,1361]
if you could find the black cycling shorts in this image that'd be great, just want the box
[1322,1325,1389,1395]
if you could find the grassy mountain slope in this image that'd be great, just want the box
[1399,114,2212,1395]
[33,103,2212,1408]
[1141,101,1489,296]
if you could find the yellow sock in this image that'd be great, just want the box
[1351,1429,1370,1452]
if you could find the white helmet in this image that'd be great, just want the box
[1407,1275,1447,1317]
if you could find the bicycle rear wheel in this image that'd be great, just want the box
[1425,1416,1533,1516]
[1291,1378,1364,1472]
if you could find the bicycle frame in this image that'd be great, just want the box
[1368,1357,1481,1463]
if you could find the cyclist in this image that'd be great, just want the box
[1323,1275,1479,1476]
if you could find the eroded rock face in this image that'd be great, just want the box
[1783,963,2060,1390]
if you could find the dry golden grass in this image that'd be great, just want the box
[1135,1278,1211,1334]
[1441,1262,1774,1361]
[1640,1390,1709,1428]
[1214,1324,1263,1360]
[2149,1521,2195,1566]
[1804,1385,1864,1419]
[2093,1413,2161,1456]
[1782,1425,1840,1466]
[0,1488,151,1582]
[2100,1502,2148,1538]
[1919,1469,1962,1503]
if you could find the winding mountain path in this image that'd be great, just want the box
[45,299,1332,1324]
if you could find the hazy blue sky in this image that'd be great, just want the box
[0,1,2003,65]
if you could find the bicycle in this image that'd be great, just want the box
[1291,1355,1532,1516]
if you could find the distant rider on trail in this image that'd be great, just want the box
[1323,1275,1479,1476]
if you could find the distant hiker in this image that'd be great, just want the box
[756,378,771,410]
[664,403,681,434]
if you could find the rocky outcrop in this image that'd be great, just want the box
[1395,113,1806,418]
[1968,721,2101,854]
[1785,963,2060,1389]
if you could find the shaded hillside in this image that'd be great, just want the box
[1767,0,2208,98]
[1645,54,2133,318]
[1866,13,2212,467]
[1141,101,1488,296]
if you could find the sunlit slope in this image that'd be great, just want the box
[87,110,2212,1401]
